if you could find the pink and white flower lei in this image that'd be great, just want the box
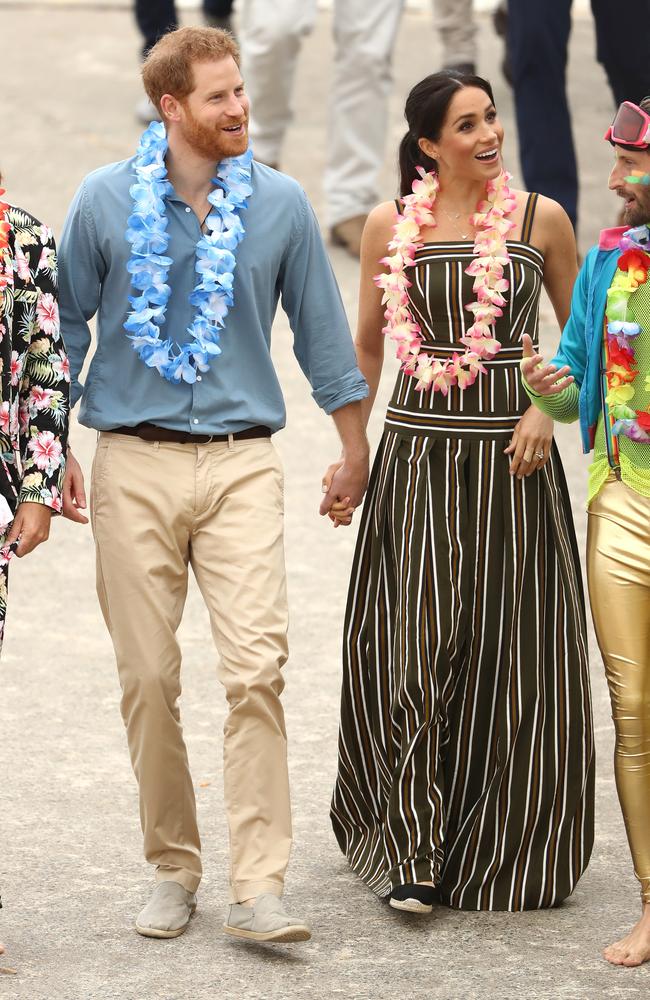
[374,168,517,394]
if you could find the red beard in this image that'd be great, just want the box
[180,108,248,162]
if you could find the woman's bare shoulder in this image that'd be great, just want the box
[508,188,570,222]
[531,193,572,226]
[361,201,399,256]
[530,194,575,256]
[365,200,399,233]
[506,189,574,255]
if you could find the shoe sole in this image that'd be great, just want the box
[223,924,312,943]
[389,898,433,914]
[135,905,197,939]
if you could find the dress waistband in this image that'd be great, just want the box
[417,343,527,365]
[385,406,522,438]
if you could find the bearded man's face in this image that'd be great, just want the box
[177,56,249,162]
[610,146,650,227]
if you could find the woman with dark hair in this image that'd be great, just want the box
[329,72,594,914]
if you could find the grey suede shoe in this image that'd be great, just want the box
[223,893,311,942]
[135,882,197,939]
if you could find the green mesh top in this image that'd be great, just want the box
[523,278,650,505]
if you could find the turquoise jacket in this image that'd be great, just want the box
[552,227,624,453]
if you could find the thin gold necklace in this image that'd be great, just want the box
[439,204,474,240]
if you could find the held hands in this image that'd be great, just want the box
[327,494,355,527]
[521,333,574,396]
[504,406,554,478]
[320,453,369,528]
[62,450,89,524]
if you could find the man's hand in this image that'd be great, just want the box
[521,333,574,396]
[5,502,52,557]
[320,452,369,523]
[62,450,89,524]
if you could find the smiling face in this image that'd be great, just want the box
[609,146,650,227]
[419,86,504,183]
[163,56,249,162]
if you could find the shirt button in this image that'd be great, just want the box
[196,375,202,382]
[185,206,191,213]
[193,418,199,424]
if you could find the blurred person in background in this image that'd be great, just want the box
[239,0,477,258]
[498,0,650,231]
[134,0,236,121]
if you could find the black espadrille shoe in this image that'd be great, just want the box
[389,883,435,914]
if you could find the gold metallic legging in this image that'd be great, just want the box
[587,478,650,904]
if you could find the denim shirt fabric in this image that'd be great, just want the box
[58,158,368,434]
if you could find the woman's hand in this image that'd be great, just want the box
[321,460,356,527]
[504,406,553,478]
[328,496,356,528]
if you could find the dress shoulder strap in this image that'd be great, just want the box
[394,198,402,216]
[521,192,539,244]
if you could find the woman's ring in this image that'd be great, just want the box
[535,450,544,460]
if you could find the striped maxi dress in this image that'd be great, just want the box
[331,194,595,911]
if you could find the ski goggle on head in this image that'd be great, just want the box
[604,101,650,148]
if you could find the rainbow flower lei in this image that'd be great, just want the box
[375,168,517,393]
[124,121,253,384]
[605,226,650,443]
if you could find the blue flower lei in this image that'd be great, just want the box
[124,121,253,384]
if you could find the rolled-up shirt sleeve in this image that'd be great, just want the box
[279,193,368,414]
[58,180,105,409]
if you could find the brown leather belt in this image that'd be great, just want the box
[109,423,271,445]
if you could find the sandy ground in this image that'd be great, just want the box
[0,5,648,998]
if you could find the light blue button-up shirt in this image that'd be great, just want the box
[58,158,367,434]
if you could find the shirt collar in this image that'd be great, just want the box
[599,222,650,250]
[598,226,628,250]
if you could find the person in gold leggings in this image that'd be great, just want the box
[521,98,650,967]
[588,482,650,906]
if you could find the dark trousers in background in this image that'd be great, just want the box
[508,0,650,229]
[135,0,234,55]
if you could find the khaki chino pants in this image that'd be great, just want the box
[91,432,292,901]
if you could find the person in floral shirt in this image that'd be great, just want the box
[0,185,69,647]
[0,182,70,954]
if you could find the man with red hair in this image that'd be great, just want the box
[59,26,368,943]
